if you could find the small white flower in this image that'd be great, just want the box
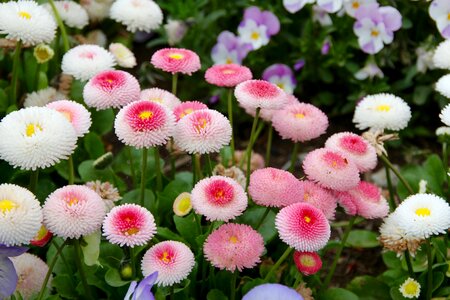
[429,0,450,40]
[436,74,450,99]
[433,39,450,70]
[440,103,450,126]
[415,46,435,73]
[418,180,428,194]
[211,44,239,65]
[317,0,343,13]
[267,75,296,94]
[80,0,113,22]
[110,0,163,33]
[354,18,392,54]
[164,19,188,46]
[313,5,333,26]
[23,87,65,108]
[109,43,137,68]
[238,19,269,50]
[436,126,450,136]
[283,0,315,14]
[399,278,420,299]
[354,62,384,80]
[11,253,51,299]
[44,0,88,29]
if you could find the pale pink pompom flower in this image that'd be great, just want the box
[205,64,252,87]
[293,251,322,276]
[151,48,201,75]
[46,100,91,137]
[83,70,140,110]
[11,253,51,299]
[173,101,208,121]
[242,93,299,123]
[204,223,264,272]
[140,88,181,110]
[294,180,337,220]
[234,79,288,110]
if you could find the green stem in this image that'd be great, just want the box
[154,147,162,192]
[255,207,270,230]
[265,124,273,167]
[192,155,196,186]
[264,246,294,281]
[194,212,202,235]
[172,73,178,96]
[129,247,136,279]
[227,88,235,164]
[443,142,449,201]
[73,239,92,299]
[194,154,202,182]
[230,271,238,300]
[48,0,70,53]
[384,161,396,211]
[322,216,356,288]
[34,63,41,91]
[29,169,39,194]
[206,154,213,176]
[140,148,148,206]
[293,272,303,288]
[127,147,136,188]
[380,154,414,195]
[426,239,433,300]
[170,286,175,300]
[289,143,299,173]
[245,108,260,191]
[169,139,176,179]
[37,240,68,300]
[68,155,75,185]
[11,40,22,105]
[404,249,414,278]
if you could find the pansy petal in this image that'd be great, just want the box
[379,6,402,31]
[261,11,280,35]
[0,257,18,299]
[243,6,263,24]
[0,245,28,257]
[124,281,137,300]
[134,271,158,300]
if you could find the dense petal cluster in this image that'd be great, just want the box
[436,74,450,99]
[151,48,201,75]
[173,101,208,121]
[440,104,450,126]
[110,0,162,33]
[293,251,322,276]
[297,180,337,220]
[433,39,450,70]
[205,64,252,87]
[11,253,50,299]
[140,88,181,110]
[47,100,92,137]
[109,43,137,68]
[23,87,65,108]
[44,0,88,29]
[235,80,288,110]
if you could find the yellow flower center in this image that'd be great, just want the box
[68,197,79,206]
[222,69,235,75]
[139,111,153,120]
[352,1,360,9]
[295,113,305,119]
[251,31,260,40]
[371,29,379,37]
[195,118,208,132]
[403,281,419,296]
[168,53,184,60]
[160,251,172,263]
[0,200,16,212]
[448,13,450,21]
[18,11,31,20]
[26,123,43,137]
[276,83,285,90]
[225,58,233,64]
[229,236,238,244]
[303,193,310,200]
[376,104,391,112]
[124,227,139,235]
[299,255,315,267]
[177,197,191,213]
[179,108,194,119]
[415,207,430,217]
[304,215,311,223]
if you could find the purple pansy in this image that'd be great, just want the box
[243,283,304,300]
[124,271,158,300]
[321,39,331,55]
[211,31,252,65]
[283,0,315,14]
[317,0,343,13]
[238,6,280,50]
[262,64,297,94]
[294,59,306,71]
[429,0,450,39]
[343,0,377,18]
[0,245,28,299]
[313,5,333,26]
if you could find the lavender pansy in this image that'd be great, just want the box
[211,31,252,64]
[344,0,377,18]
[262,64,297,94]
[283,0,315,14]
[125,271,158,300]
[313,5,333,26]
[429,0,450,39]
[243,283,304,300]
[0,245,28,299]
[294,59,306,71]
[317,0,343,13]
[321,39,331,55]
[242,6,280,36]
[238,19,269,50]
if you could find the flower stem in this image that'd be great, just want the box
[127,147,136,188]
[255,207,270,230]
[206,154,213,177]
[293,272,303,288]
[230,271,238,300]
[380,154,414,195]
[264,246,294,281]
[289,142,299,173]
[129,246,136,279]
[154,147,162,192]
[442,142,450,201]
[34,63,41,91]
[48,0,70,53]
[265,124,273,167]
[73,239,93,299]
[426,239,433,300]
[404,249,414,278]
[227,88,235,164]
[11,40,22,106]
[194,154,202,182]
[68,155,75,185]
[169,139,176,179]
[140,148,148,206]
[29,169,39,194]
[245,108,260,191]
[384,162,396,211]
[191,155,196,186]
[172,73,178,95]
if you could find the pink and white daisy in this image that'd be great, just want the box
[275,202,330,252]
[242,93,299,123]
[191,176,247,222]
[173,101,208,122]
[83,70,140,110]
[11,253,51,299]
[46,100,91,137]
[43,185,106,239]
[204,223,264,272]
[302,148,360,191]
[140,88,181,110]
[102,204,156,247]
[248,168,303,208]
[325,132,377,172]
[151,48,201,75]
[205,64,253,88]
[114,100,176,149]
[109,42,137,68]
[234,80,288,110]
[293,251,322,276]
[296,180,337,220]
[141,240,195,287]
[173,109,232,154]
[272,103,328,142]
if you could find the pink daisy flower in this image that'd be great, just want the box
[272,103,328,143]
[325,132,377,172]
[191,176,247,222]
[241,93,299,123]
[173,109,232,154]
[335,181,389,219]
[102,204,157,247]
[293,251,322,276]
[293,180,337,220]
[46,100,91,137]
[204,223,264,272]
[205,64,252,87]
[234,80,288,110]
[150,48,201,75]
[302,148,360,191]
[275,202,331,252]
[114,100,176,148]
[141,240,195,286]
[140,88,181,110]
[83,70,140,110]
[248,168,303,208]
[43,185,106,239]
[11,253,51,299]
[173,101,208,122]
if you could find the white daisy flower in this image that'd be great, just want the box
[0,0,56,45]
[436,74,450,99]
[44,0,89,29]
[23,87,65,107]
[61,44,116,81]
[439,103,450,127]
[109,43,137,68]
[238,19,269,50]
[354,62,384,80]
[399,278,420,299]
[433,39,450,70]
[0,107,77,170]
[80,0,113,22]
[353,93,411,131]
[110,0,163,33]
[436,126,450,137]
[11,253,51,299]
[0,184,42,246]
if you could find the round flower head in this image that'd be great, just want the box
[34,43,54,64]
[44,1,88,29]
[46,100,91,137]
[234,80,288,110]
[0,184,42,246]
[141,241,195,287]
[115,100,176,148]
[85,180,121,212]
[336,181,389,219]
[11,253,51,299]
[353,93,411,131]
[191,176,247,222]
[242,93,299,123]
[248,168,304,208]
[296,180,337,220]
[81,0,112,22]
[204,223,264,272]
[0,0,56,45]
[83,70,140,110]
[173,101,208,121]
[110,0,163,33]
[103,204,156,247]
[0,107,77,170]
[325,132,377,172]
[205,64,253,87]
[243,283,304,300]
[43,185,106,239]
[109,43,137,68]
[293,251,322,276]
[433,39,450,70]
[275,202,331,252]
[23,87,65,108]
[436,74,450,99]
[173,109,232,154]
[61,44,116,81]
[395,193,450,239]
[399,278,421,299]
[151,48,201,75]
[272,103,328,143]
[140,88,181,110]
[302,148,360,191]
[440,103,450,127]
[173,192,192,217]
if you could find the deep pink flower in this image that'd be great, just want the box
[235,79,288,110]
[293,251,322,276]
[173,101,208,121]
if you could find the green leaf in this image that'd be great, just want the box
[81,230,101,266]
[70,80,85,102]
[83,132,105,159]
[37,71,48,90]
[52,275,78,299]
[379,269,408,287]
[413,85,432,106]
[105,268,131,287]
[382,251,402,269]
[236,207,276,243]
[174,213,200,247]
[158,179,192,217]
[241,278,265,296]
[317,288,359,300]
[346,230,379,248]
[156,227,186,243]
[91,109,114,135]
[78,160,126,191]
[121,188,155,211]
[99,242,124,268]
[347,275,390,300]
[207,289,228,300]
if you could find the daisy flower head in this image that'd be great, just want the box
[205,64,253,88]
[433,39,450,70]
[440,104,450,126]
[191,176,247,222]
[0,106,77,171]
[173,109,232,154]
[234,80,288,110]
[140,88,181,110]
[44,0,88,29]
[399,277,420,299]
[151,48,201,75]
[103,204,156,247]
[0,0,56,45]
[0,184,42,246]
[293,251,322,276]
[109,43,137,68]
[11,253,50,299]
[80,0,112,22]
[436,74,450,99]
[262,64,297,94]
[141,240,195,287]
[173,192,192,217]
[61,44,116,81]
[173,101,208,121]
[204,223,264,272]
[115,100,176,149]
[276,202,330,252]
[43,185,106,239]
[241,93,299,123]
[272,103,328,143]
[23,87,65,108]
[297,180,337,220]
[302,148,360,191]
[325,132,377,172]
[243,283,304,300]
[34,43,54,64]
[353,93,411,131]
[85,180,121,212]
[110,0,163,33]
[46,100,91,138]
[83,70,140,110]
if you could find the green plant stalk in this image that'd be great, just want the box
[293,272,303,288]
[384,162,396,211]
[154,147,162,192]
[11,40,22,105]
[206,154,213,177]
[172,73,178,96]
[404,249,414,278]
[68,155,75,185]
[73,239,93,299]
[380,154,414,195]
[227,88,235,164]
[34,63,41,90]
[127,147,137,188]
[140,148,148,206]
[245,108,261,191]
[426,239,433,300]
[255,207,270,231]
[169,139,176,179]
[170,286,175,300]
[264,246,294,281]
[443,142,450,200]
[48,0,70,53]
[194,212,202,235]
[194,154,202,183]
[129,246,136,279]
[230,271,238,300]
[29,169,39,194]
[191,155,196,186]
[265,124,273,167]
[322,216,356,288]
[289,142,300,173]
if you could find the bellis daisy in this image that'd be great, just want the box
[46,100,91,138]
[293,251,322,276]
[80,0,112,21]
[45,0,89,29]
[436,74,450,99]
[399,277,420,299]
[297,180,337,220]
[110,0,163,33]
[109,43,137,68]
[141,241,195,287]
[205,64,253,88]
[173,101,208,121]
[33,44,54,64]
[173,192,192,217]
[23,87,65,108]
[30,224,52,247]
[243,283,304,300]
[11,253,50,299]
[204,223,264,272]
[140,88,181,110]
[234,80,288,110]
[440,104,450,127]
[43,185,106,239]
[85,180,121,212]
[432,39,450,70]
[242,93,299,123]
[151,48,201,75]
